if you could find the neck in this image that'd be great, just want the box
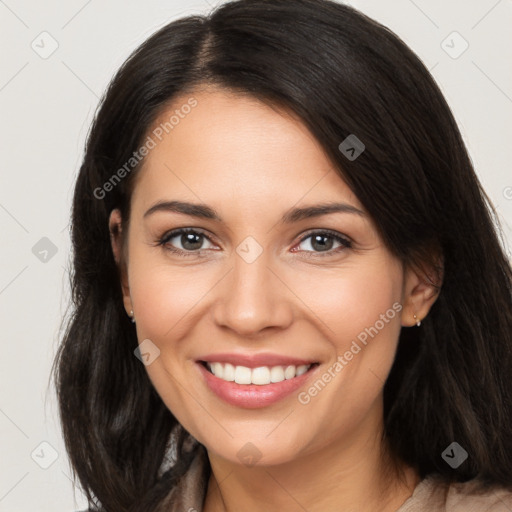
[203,402,420,512]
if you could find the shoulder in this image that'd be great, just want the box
[158,443,210,511]
[399,474,512,511]
[445,478,512,511]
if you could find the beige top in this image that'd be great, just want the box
[158,445,512,511]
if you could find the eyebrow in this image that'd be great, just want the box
[143,200,366,223]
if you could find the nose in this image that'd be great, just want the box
[211,250,294,337]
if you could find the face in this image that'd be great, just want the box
[110,87,431,467]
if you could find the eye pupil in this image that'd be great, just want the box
[182,232,203,250]
[311,234,334,252]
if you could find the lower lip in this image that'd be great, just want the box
[196,362,319,409]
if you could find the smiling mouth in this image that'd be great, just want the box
[199,360,320,386]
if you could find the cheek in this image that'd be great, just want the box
[128,255,212,341]
[291,258,403,344]
[127,257,210,423]
[292,257,404,415]
[290,263,404,434]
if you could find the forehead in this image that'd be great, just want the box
[131,88,363,214]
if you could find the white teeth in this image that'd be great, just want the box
[270,366,285,382]
[296,365,309,376]
[223,363,235,381]
[212,362,224,379]
[234,365,252,384]
[284,365,296,379]
[251,366,270,385]
[206,362,312,385]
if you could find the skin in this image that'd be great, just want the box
[109,86,441,511]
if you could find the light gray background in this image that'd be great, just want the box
[1,0,511,510]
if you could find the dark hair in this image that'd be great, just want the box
[52,0,512,509]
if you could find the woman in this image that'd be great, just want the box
[53,0,512,510]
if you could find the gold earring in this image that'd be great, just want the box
[413,313,421,327]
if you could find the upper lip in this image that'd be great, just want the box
[197,352,318,369]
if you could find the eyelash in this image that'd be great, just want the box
[156,228,352,258]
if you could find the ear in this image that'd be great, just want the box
[401,252,444,327]
[109,208,133,316]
